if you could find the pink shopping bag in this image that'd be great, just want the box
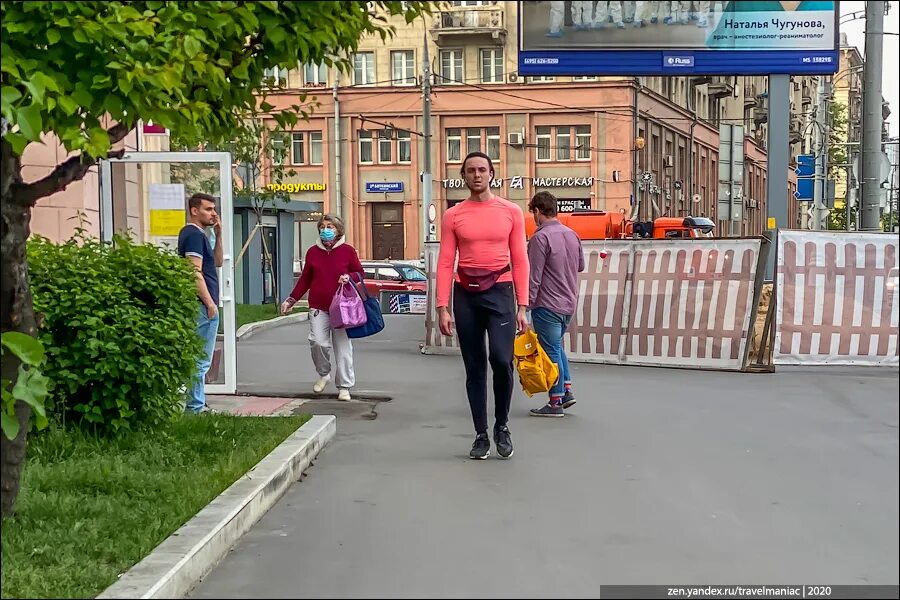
[329,281,368,329]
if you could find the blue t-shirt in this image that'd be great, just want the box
[178,224,219,305]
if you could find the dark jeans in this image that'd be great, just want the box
[453,282,516,434]
[531,307,572,399]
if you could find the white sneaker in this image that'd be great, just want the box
[337,389,351,401]
[313,375,331,394]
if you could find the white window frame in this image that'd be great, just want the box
[378,130,393,164]
[466,128,481,155]
[353,52,376,86]
[397,130,412,164]
[263,67,288,87]
[303,63,327,87]
[439,49,464,85]
[529,76,555,83]
[309,131,323,165]
[575,126,591,161]
[291,132,305,165]
[572,76,598,82]
[536,126,552,162]
[486,127,500,161]
[480,48,503,84]
[556,126,571,162]
[391,50,416,86]
[447,128,462,162]
[359,130,374,164]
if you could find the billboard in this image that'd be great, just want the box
[518,1,840,76]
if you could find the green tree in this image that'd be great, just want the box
[827,101,853,230]
[0,0,429,517]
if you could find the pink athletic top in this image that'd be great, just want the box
[436,196,530,308]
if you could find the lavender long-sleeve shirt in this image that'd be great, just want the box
[527,220,585,316]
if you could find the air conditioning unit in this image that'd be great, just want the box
[746,197,758,209]
[664,155,674,168]
[507,73,519,83]
[508,131,523,146]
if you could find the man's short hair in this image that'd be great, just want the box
[460,151,495,178]
[529,191,558,217]
[188,193,217,211]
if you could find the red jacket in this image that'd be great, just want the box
[289,239,364,311]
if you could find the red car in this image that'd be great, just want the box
[360,261,428,298]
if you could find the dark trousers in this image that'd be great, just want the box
[453,282,516,434]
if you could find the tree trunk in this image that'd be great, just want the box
[0,134,36,518]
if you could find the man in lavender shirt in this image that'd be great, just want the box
[527,191,585,417]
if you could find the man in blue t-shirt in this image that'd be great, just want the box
[177,193,223,414]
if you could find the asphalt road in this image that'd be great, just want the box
[191,315,899,598]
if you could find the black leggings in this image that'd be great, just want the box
[453,282,516,434]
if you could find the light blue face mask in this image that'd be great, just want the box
[320,228,336,243]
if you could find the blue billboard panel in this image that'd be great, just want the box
[519,1,839,76]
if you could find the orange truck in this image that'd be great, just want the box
[524,211,716,241]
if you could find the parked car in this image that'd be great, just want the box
[360,261,428,298]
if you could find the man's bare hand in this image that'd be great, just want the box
[438,308,454,337]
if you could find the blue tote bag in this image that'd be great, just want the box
[346,273,385,339]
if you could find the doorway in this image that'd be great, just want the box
[372,203,405,260]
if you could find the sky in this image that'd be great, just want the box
[840,1,900,137]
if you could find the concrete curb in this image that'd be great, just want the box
[97,414,336,599]
[236,311,309,341]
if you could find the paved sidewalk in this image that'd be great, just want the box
[192,316,899,597]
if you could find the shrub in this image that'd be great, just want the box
[28,233,204,435]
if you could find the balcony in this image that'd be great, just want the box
[744,83,758,107]
[753,106,768,125]
[431,4,506,46]
[707,80,734,99]
[789,118,803,144]
[801,87,813,105]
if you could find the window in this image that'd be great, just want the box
[378,130,392,163]
[467,128,481,154]
[556,126,570,161]
[272,135,287,166]
[291,133,305,165]
[486,127,500,161]
[377,267,402,281]
[309,132,323,165]
[263,67,288,87]
[359,130,373,163]
[480,48,503,84]
[447,128,461,162]
[439,49,463,85]
[353,52,375,86]
[572,76,598,82]
[303,63,327,87]
[397,130,411,163]
[536,126,551,161]
[398,266,427,281]
[391,50,416,86]
[576,126,591,160]
[529,76,555,83]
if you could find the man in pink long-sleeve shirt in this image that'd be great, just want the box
[436,152,529,460]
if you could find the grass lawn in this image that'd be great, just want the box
[1,414,310,599]
[235,303,280,329]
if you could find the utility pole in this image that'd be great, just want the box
[421,31,434,257]
[860,0,885,231]
[813,76,830,230]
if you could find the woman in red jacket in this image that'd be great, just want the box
[280,214,364,401]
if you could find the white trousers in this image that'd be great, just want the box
[309,308,355,389]
[593,1,623,25]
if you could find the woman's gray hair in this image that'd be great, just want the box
[317,213,345,239]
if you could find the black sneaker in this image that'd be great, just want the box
[494,425,514,459]
[469,433,490,460]
[530,403,565,418]
[561,391,577,409]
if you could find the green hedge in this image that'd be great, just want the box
[28,234,204,435]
